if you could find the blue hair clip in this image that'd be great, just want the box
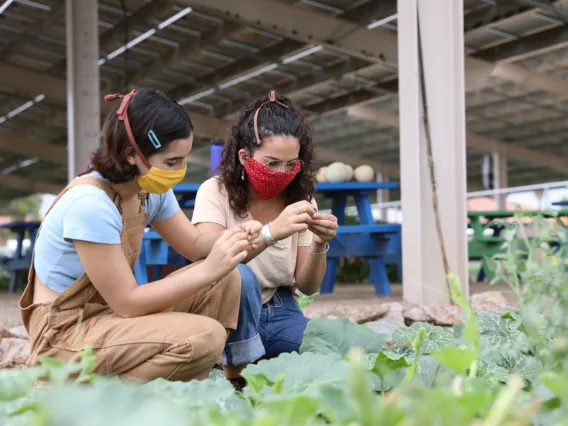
[148,130,161,149]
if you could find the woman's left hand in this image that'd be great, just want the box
[239,220,264,249]
[308,213,339,243]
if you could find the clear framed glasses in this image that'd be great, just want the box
[256,158,304,174]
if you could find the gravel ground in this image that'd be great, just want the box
[0,282,518,330]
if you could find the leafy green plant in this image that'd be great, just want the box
[1,215,567,425]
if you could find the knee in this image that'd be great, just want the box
[203,318,227,360]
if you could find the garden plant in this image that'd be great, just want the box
[0,211,567,426]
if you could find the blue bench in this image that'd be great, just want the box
[316,182,401,296]
[323,224,402,295]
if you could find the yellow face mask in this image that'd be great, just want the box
[137,161,187,194]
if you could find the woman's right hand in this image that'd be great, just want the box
[202,227,250,280]
[269,200,316,241]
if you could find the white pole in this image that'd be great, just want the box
[66,0,100,181]
[398,0,469,306]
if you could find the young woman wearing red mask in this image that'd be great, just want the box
[192,91,339,387]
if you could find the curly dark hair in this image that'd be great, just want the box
[219,93,318,217]
[90,87,193,183]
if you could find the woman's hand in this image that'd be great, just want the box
[202,227,250,280]
[308,213,339,244]
[239,220,263,250]
[269,201,316,241]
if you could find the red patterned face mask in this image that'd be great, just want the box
[245,158,301,200]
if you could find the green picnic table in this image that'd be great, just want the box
[468,210,568,282]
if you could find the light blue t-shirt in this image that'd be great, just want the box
[33,171,180,293]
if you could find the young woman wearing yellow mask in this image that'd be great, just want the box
[19,87,262,382]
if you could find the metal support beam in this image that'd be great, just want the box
[2,65,379,173]
[175,0,568,100]
[0,134,67,165]
[493,152,508,210]
[0,174,62,195]
[398,0,468,306]
[348,105,568,174]
[66,0,100,181]
[175,0,398,64]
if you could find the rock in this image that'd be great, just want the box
[423,305,464,326]
[403,304,430,323]
[380,302,405,324]
[303,304,389,324]
[0,338,30,363]
[469,291,509,313]
[367,319,405,342]
[350,305,390,324]
[5,325,28,340]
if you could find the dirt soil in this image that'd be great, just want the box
[0,282,518,330]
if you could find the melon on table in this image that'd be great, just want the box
[326,162,348,182]
[316,167,328,182]
[354,165,374,182]
[343,164,354,181]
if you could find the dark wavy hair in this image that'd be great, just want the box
[219,93,317,217]
[90,87,193,183]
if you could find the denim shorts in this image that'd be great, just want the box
[222,264,310,366]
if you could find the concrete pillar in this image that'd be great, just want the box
[493,152,508,210]
[66,0,100,181]
[398,0,469,306]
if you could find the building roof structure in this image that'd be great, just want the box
[0,0,567,204]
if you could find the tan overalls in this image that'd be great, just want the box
[18,177,240,382]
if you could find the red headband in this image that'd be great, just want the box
[253,90,288,145]
[104,89,151,168]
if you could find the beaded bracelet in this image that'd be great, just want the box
[308,242,330,255]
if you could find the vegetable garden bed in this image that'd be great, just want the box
[1,213,566,426]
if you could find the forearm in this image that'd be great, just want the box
[295,240,327,295]
[243,239,268,263]
[124,262,214,317]
[189,231,222,261]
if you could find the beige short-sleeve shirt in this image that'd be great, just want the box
[192,177,315,303]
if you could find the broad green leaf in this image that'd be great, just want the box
[403,328,425,384]
[242,352,353,398]
[346,349,382,426]
[260,394,321,425]
[413,355,456,388]
[143,377,248,413]
[483,256,498,273]
[539,372,568,400]
[300,317,387,363]
[401,386,476,425]
[392,322,455,355]
[447,272,469,311]
[0,367,45,401]
[37,357,65,369]
[317,386,356,425]
[371,351,409,383]
[457,377,501,419]
[296,291,319,309]
[431,346,477,375]
[37,382,192,426]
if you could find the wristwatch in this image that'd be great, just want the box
[261,223,278,247]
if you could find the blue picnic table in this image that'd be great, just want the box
[0,220,41,292]
[135,181,402,296]
[553,200,568,207]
